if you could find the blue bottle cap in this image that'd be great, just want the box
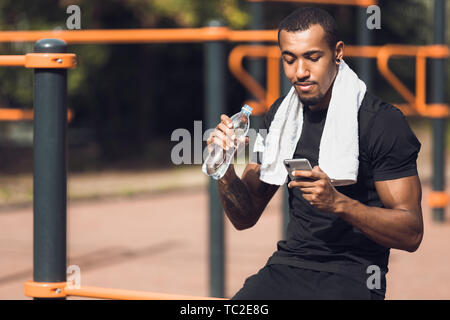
[241,104,253,116]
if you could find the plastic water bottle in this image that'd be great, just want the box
[202,104,253,180]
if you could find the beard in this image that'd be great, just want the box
[297,90,325,106]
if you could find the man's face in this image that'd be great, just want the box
[279,25,338,108]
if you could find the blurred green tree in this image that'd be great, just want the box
[0,0,445,171]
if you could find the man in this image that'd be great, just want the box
[206,7,423,300]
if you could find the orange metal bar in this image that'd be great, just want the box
[416,48,427,115]
[428,191,449,209]
[344,45,380,58]
[0,55,26,66]
[25,53,77,69]
[24,281,67,298]
[24,280,226,300]
[247,0,377,6]
[0,53,76,68]
[0,108,74,122]
[229,45,386,115]
[376,46,418,112]
[266,46,281,108]
[228,30,278,42]
[0,53,76,122]
[230,44,449,117]
[229,46,269,115]
[376,45,449,118]
[230,45,383,114]
[65,286,226,300]
[0,29,278,44]
[0,109,33,121]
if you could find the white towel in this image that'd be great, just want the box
[253,60,366,186]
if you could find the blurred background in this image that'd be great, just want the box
[0,0,449,300]
[0,0,447,174]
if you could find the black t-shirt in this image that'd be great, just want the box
[255,91,421,296]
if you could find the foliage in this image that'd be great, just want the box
[0,0,444,169]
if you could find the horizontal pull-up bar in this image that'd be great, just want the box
[24,281,226,300]
[0,28,277,44]
[0,55,25,66]
[0,51,76,122]
[0,108,73,122]
[229,44,450,118]
[247,0,377,6]
[0,53,76,68]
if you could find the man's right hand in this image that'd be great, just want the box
[206,114,237,154]
[206,114,250,154]
[208,114,279,230]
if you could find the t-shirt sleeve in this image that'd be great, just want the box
[368,106,421,181]
[249,97,284,164]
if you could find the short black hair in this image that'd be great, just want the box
[278,7,339,50]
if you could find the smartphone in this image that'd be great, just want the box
[284,158,313,181]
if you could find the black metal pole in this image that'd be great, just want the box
[280,61,291,239]
[204,20,226,298]
[431,0,446,222]
[33,39,68,299]
[356,6,374,91]
[249,0,264,132]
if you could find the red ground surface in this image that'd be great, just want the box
[0,182,449,300]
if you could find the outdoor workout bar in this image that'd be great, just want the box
[228,44,450,118]
[24,280,225,300]
[0,28,277,44]
[247,0,376,6]
[0,17,445,300]
[0,39,71,300]
[0,53,76,121]
[5,38,224,300]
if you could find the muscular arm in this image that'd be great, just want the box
[335,175,423,252]
[292,167,423,252]
[218,163,279,230]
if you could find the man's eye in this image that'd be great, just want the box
[309,56,320,62]
[285,59,295,65]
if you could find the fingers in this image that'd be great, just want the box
[288,179,314,190]
[288,180,316,188]
[220,114,233,129]
[207,132,233,152]
[292,168,327,180]
[217,123,236,144]
[207,114,237,152]
[302,193,315,203]
[215,127,235,149]
[298,187,317,194]
[218,114,237,145]
[288,178,326,197]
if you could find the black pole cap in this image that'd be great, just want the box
[34,39,67,53]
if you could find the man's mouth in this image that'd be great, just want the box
[295,82,316,92]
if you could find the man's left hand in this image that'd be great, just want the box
[287,166,345,213]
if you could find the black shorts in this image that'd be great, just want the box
[231,264,384,300]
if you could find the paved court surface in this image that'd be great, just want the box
[0,182,449,300]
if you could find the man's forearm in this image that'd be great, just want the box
[217,165,257,230]
[334,195,423,252]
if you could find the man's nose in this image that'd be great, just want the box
[296,60,310,80]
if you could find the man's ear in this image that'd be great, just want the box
[335,41,344,64]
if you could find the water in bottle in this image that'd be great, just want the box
[202,104,253,180]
